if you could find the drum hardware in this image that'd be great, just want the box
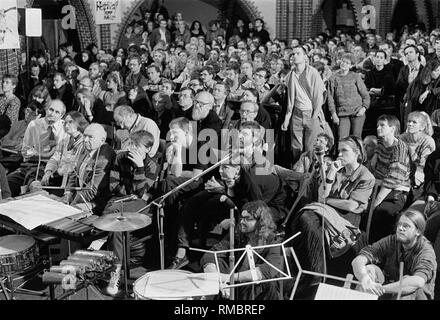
[41,249,116,300]
[93,212,152,298]
[136,154,232,271]
[0,235,51,300]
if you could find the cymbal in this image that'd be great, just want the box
[93,212,152,232]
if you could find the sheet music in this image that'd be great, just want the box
[0,194,83,230]
[315,283,378,300]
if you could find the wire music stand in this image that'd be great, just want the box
[189,233,300,300]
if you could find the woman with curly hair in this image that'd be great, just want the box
[200,200,283,300]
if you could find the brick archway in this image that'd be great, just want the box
[115,0,262,49]
[27,0,97,50]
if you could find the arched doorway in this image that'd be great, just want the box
[390,0,419,34]
[116,0,258,48]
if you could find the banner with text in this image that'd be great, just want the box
[95,0,121,25]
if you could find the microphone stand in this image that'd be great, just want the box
[137,155,232,270]
[228,204,236,300]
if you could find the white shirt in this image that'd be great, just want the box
[159,28,167,43]
[22,118,67,161]
[292,72,313,111]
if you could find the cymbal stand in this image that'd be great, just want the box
[148,200,165,270]
[135,155,232,270]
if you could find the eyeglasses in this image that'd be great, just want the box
[240,216,255,222]
[194,100,211,107]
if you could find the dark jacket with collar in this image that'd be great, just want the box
[396,63,424,102]
[67,143,116,215]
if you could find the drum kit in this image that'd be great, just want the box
[1,211,221,300]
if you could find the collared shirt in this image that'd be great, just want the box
[116,114,160,157]
[408,62,421,84]
[22,117,67,161]
[329,164,375,215]
[159,28,167,43]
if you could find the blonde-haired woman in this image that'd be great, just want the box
[400,111,436,200]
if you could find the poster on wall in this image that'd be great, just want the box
[95,0,122,25]
[0,0,20,50]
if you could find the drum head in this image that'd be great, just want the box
[0,235,36,255]
[133,270,219,300]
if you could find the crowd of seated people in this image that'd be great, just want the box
[1,9,440,300]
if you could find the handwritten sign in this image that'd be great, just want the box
[95,0,121,25]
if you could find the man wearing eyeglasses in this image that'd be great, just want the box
[200,200,283,300]
[191,91,222,136]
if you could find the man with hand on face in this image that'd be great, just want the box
[352,210,436,300]
[105,130,159,296]
[64,123,116,215]
[113,105,160,159]
[7,100,68,197]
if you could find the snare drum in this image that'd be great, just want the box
[0,235,39,275]
[133,270,219,300]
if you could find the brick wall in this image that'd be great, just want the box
[100,25,112,51]
[379,0,393,36]
[69,0,97,50]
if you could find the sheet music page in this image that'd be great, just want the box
[315,283,378,300]
[0,194,83,230]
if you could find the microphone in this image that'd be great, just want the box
[40,186,92,191]
[220,195,237,210]
[113,194,137,203]
[313,144,325,164]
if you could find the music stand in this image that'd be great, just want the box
[136,155,232,270]
[189,233,300,300]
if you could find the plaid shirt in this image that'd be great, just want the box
[0,49,20,76]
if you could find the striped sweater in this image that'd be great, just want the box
[109,152,158,198]
[400,133,436,188]
[373,138,411,190]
